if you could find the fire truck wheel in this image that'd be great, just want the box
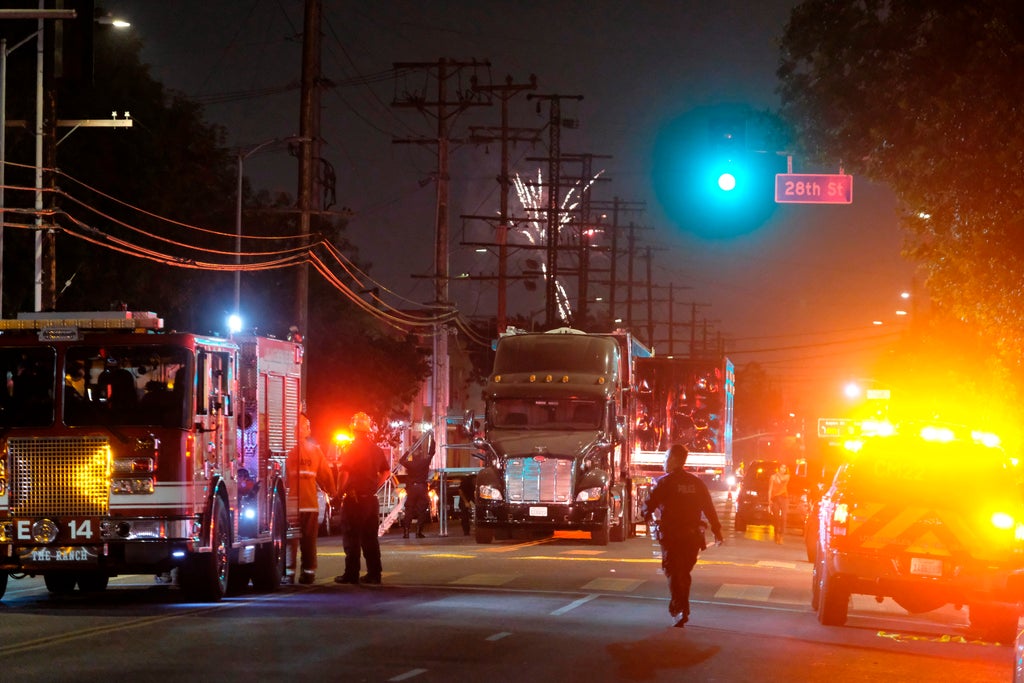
[181,498,231,602]
[77,571,109,593]
[816,566,849,626]
[252,494,286,592]
[44,573,77,595]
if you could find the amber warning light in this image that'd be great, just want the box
[775,173,852,204]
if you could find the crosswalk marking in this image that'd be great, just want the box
[581,577,644,592]
[715,584,773,601]
[447,573,517,586]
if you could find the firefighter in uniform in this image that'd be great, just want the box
[334,412,390,585]
[642,444,723,627]
[286,413,336,585]
[399,433,434,539]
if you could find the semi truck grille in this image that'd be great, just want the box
[8,436,111,516]
[506,457,573,503]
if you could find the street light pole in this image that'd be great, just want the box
[234,136,304,318]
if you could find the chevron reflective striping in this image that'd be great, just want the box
[852,503,966,556]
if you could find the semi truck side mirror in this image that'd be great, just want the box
[461,409,476,437]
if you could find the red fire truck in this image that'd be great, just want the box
[0,311,304,601]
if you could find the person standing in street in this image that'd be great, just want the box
[399,433,434,539]
[334,412,390,585]
[458,472,477,536]
[768,463,791,544]
[285,413,336,585]
[642,444,723,628]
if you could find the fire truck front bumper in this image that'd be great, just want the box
[0,517,197,574]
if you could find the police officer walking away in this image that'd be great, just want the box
[642,444,723,627]
[334,412,390,585]
[285,414,336,584]
[399,432,434,539]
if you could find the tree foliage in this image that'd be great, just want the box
[777,1,1024,369]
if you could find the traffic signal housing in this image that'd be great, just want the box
[652,105,786,238]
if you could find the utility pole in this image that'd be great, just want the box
[16,6,131,311]
[590,198,644,324]
[560,153,610,327]
[468,74,538,334]
[393,58,490,470]
[296,0,320,369]
[644,246,654,346]
[527,93,582,328]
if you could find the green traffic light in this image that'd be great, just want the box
[717,172,737,192]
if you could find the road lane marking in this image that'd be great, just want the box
[486,632,512,641]
[562,549,605,555]
[389,668,428,681]
[550,593,598,615]
[0,604,239,656]
[478,537,554,552]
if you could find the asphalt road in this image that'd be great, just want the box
[0,494,1014,682]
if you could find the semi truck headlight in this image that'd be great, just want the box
[478,484,502,501]
[576,486,604,502]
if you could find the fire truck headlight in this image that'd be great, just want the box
[111,478,155,494]
[32,518,59,544]
[0,521,13,542]
[112,457,155,474]
[478,484,503,501]
[576,486,605,503]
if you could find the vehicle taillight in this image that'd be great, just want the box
[831,503,849,536]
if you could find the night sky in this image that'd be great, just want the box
[99,0,916,414]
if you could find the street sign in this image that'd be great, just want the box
[817,417,855,438]
[775,173,853,204]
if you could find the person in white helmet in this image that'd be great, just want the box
[334,412,390,585]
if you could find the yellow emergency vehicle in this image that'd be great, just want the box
[812,422,1024,643]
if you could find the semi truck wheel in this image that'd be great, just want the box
[591,513,611,546]
[610,506,629,542]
